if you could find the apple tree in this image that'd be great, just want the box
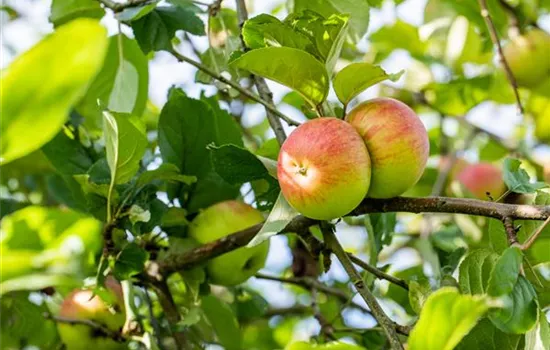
[2,0,550,349]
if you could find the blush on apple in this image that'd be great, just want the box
[455,163,507,200]
[277,117,371,220]
[346,98,429,198]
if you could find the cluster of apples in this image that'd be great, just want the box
[277,97,430,220]
[503,29,550,89]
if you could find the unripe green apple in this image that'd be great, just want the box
[455,163,506,200]
[58,276,126,350]
[188,200,269,286]
[285,341,365,350]
[503,29,550,88]
[277,117,371,220]
[345,98,429,198]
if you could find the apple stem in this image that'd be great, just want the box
[321,223,404,350]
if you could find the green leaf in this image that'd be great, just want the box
[248,193,298,247]
[0,274,77,296]
[525,262,550,308]
[41,129,94,175]
[0,206,102,283]
[487,247,523,296]
[242,14,318,56]
[526,310,550,350]
[132,6,205,54]
[230,47,329,107]
[459,249,499,295]
[487,218,508,254]
[333,63,403,104]
[516,192,550,265]
[49,0,104,27]
[480,138,509,162]
[502,158,547,194]
[201,295,242,350]
[0,19,108,165]
[157,90,243,212]
[528,93,550,142]
[210,144,271,185]
[408,287,489,350]
[369,20,426,60]
[292,0,370,42]
[489,276,538,334]
[409,278,432,314]
[456,318,523,350]
[78,34,149,131]
[114,243,150,280]
[115,1,159,21]
[137,163,197,187]
[103,111,147,184]
[284,11,349,74]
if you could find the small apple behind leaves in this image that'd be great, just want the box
[454,163,507,200]
[277,117,372,220]
[188,200,268,286]
[57,276,126,350]
[345,97,429,198]
[503,29,550,89]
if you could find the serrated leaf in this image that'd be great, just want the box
[132,6,205,54]
[293,0,370,42]
[210,144,271,185]
[103,111,147,184]
[49,0,104,27]
[114,243,149,280]
[230,47,329,107]
[0,19,108,164]
[489,276,538,334]
[136,163,197,187]
[502,158,547,194]
[459,249,499,295]
[456,318,522,350]
[408,288,489,350]
[78,34,149,131]
[487,247,523,296]
[247,193,298,247]
[333,63,403,105]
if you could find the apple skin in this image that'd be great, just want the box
[188,200,269,286]
[503,29,550,88]
[57,276,126,350]
[455,163,507,200]
[285,341,365,350]
[345,98,429,198]
[277,117,371,220]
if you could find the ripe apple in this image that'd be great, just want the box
[188,200,269,286]
[57,276,126,350]
[503,29,550,88]
[345,98,429,198]
[455,163,507,200]
[277,117,371,220]
[286,341,365,350]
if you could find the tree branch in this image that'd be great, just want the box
[149,281,189,349]
[522,215,550,250]
[155,196,550,275]
[478,0,523,114]
[169,48,300,127]
[234,0,289,145]
[348,254,409,291]
[503,216,519,245]
[322,224,403,350]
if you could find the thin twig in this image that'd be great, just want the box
[169,48,300,127]
[143,287,166,350]
[478,0,523,114]
[522,215,550,250]
[234,0,289,145]
[311,287,337,340]
[149,281,189,349]
[348,254,409,290]
[503,216,519,245]
[44,313,127,342]
[97,0,153,12]
[321,223,403,350]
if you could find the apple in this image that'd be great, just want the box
[503,29,550,88]
[277,117,371,220]
[285,341,365,350]
[57,276,126,350]
[455,163,507,200]
[345,98,429,198]
[438,156,470,195]
[188,200,269,286]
